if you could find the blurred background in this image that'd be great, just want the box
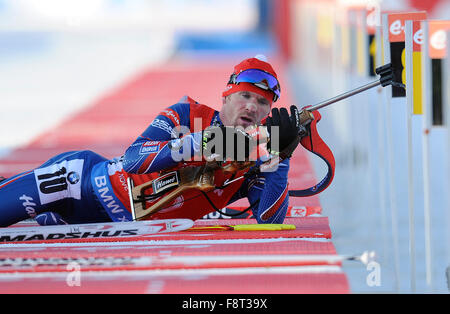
[0,0,261,153]
[0,0,449,293]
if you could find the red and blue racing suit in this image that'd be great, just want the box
[0,96,290,226]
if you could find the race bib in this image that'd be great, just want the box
[34,159,84,205]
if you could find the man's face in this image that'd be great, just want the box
[219,91,271,128]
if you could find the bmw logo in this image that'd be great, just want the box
[67,171,80,184]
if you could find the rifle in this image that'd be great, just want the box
[128,63,398,221]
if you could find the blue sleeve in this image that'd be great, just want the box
[246,158,290,224]
[122,102,203,174]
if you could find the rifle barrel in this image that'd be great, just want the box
[308,79,381,112]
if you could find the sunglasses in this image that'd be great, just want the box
[228,69,281,102]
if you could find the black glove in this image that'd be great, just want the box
[202,126,253,161]
[265,105,301,156]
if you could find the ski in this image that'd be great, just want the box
[0,219,194,243]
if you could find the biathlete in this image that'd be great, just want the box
[0,56,303,227]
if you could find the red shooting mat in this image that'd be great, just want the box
[1,217,332,244]
[0,254,344,274]
[0,238,335,258]
[0,270,349,294]
[0,218,337,275]
[0,236,339,273]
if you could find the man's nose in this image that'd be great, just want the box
[245,99,257,112]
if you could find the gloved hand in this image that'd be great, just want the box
[265,105,301,156]
[202,125,255,162]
